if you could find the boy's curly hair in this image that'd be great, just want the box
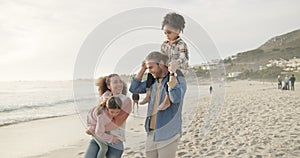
[162,12,185,32]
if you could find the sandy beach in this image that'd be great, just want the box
[176,81,300,157]
[0,114,90,158]
[1,80,299,158]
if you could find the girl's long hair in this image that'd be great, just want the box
[97,96,122,115]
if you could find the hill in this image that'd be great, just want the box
[226,29,300,72]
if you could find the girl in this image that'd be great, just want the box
[86,96,123,158]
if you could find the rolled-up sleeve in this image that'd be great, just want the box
[105,98,132,131]
[111,98,132,127]
[129,78,147,94]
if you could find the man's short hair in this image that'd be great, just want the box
[145,51,169,65]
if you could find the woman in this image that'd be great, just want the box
[85,74,132,158]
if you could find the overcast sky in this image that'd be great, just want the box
[1,0,300,81]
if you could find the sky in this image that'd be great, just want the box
[0,0,300,81]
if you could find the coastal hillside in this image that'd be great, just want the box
[226,29,300,71]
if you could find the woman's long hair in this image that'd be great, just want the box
[95,74,127,114]
[95,74,127,96]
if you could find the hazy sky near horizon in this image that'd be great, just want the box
[1,0,300,81]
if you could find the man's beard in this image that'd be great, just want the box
[154,69,163,79]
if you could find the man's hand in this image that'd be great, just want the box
[135,60,148,80]
[141,60,147,70]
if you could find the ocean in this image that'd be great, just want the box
[0,80,210,127]
[0,80,97,127]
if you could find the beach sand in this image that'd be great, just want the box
[1,80,299,158]
[0,114,87,158]
[176,81,300,158]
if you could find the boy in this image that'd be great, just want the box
[140,12,189,110]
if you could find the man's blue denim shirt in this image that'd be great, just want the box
[129,73,187,141]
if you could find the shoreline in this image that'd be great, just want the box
[0,114,87,158]
[1,80,299,157]
[0,114,72,128]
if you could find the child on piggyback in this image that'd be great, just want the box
[140,12,189,110]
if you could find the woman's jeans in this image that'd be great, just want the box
[85,139,123,158]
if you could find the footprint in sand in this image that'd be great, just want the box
[78,152,84,155]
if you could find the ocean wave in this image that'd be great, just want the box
[0,115,69,127]
[0,97,94,113]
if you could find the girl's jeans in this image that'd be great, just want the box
[85,138,123,158]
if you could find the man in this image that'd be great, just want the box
[277,75,282,89]
[285,75,290,90]
[129,51,187,158]
[131,93,140,113]
[290,74,296,91]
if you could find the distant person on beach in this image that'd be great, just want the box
[139,12,189,112]
[131,93,140,113]
[209,86,213,94]
[277,75,282,89]
[285,75,290,90]
[290,74,296,91]
[85,74,132,158]
[282,80,286,90]
[129,51,187,158]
